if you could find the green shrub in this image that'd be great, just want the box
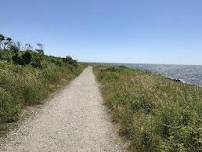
[22,51,32,64]
[63,56,78,67]
[12,53,24,65]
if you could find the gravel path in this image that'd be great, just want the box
[0,67,125,152]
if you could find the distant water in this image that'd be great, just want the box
[125,64,202,87]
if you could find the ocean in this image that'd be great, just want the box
[124,64,202,87]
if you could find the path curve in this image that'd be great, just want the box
[0,67,125,152]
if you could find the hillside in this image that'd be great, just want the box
[0,34,85,130]
[94,65,202,152]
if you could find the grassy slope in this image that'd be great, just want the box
[94,66,202,152]
[0,53,85,126]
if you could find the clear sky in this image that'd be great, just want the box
[1,0,202,65]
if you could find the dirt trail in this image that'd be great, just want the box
[0,67,125,152]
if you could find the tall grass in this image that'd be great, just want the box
[94,66,202,152]
[0,56,85,125]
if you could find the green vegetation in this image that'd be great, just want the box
[94,66,202,152]
[0,34,85,126]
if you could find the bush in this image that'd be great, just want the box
[12,53,25,65]
[63,56,78,67]
[22,51,32,64]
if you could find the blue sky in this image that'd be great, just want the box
[1,0,202,65]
